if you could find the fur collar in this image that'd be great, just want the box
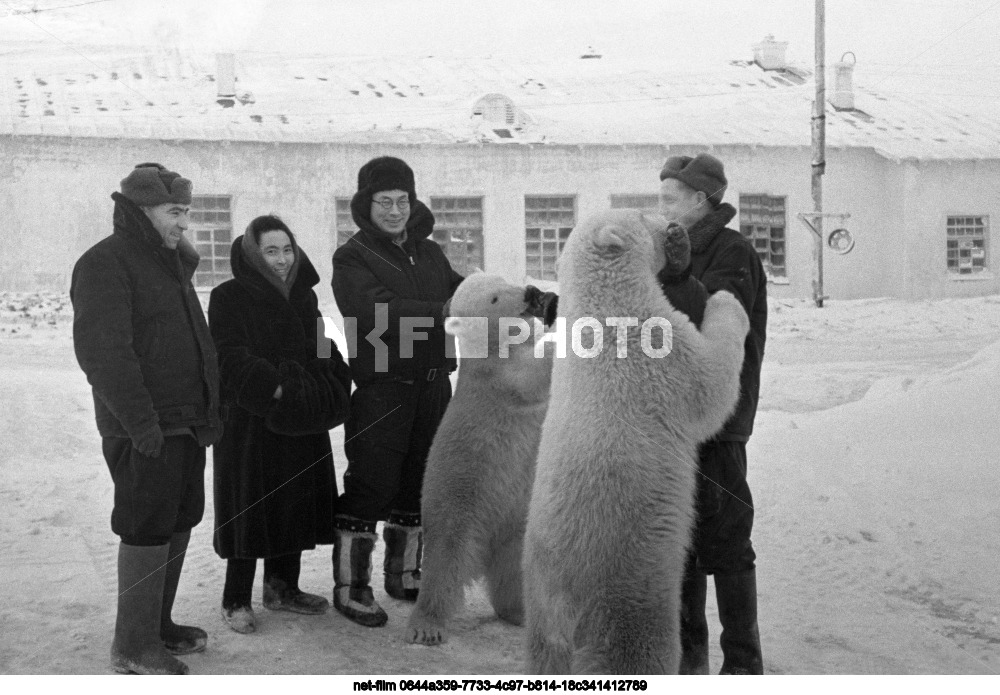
[110,191,199,280]
[687,202,737,253]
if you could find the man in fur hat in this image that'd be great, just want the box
[331,156,464,628]
[658,153,767,675]
[71,163,223,675]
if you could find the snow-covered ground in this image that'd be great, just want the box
[1,290,999,676]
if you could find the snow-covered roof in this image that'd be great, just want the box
[3,47,998,160]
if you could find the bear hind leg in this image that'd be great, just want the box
[597,600,676,675]
[405,533,473,646]
[526,618,573,675]
[484,535,525,625]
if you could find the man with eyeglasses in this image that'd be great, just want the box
[331,156,464,627]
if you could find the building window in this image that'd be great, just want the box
[525,196,575,281]
[947,216,988,274]
[609,194,659,212]
[191,195,232,288]
[334,197,358,248]
[739,194,786,278]
[430,197,485,275]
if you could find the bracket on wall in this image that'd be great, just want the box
[797,212,853,252]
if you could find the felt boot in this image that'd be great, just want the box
[332,519,388,627]
[263,576,330,615]
[383,511,422,601]
[160,531,207,654]
[715,568,764,675]
[110,542,189,675]
[263,552,329,615]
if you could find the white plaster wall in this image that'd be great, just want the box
[4,135,996,302]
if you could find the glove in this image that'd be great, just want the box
[132,424,164,458]
[660,222,692,283]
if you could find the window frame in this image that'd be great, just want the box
[524,195,576,281]
[429,196,486,276]
[946,214,989,276]
[190,195,233,289]
[738,193,787,280]
[334,197,358,249]
[609,193,660,212]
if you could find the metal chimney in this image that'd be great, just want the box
[216,53,236,99]
[753,34,788,71]
[830,52,856,110]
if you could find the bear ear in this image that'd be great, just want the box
[445,316,469,336]
[594,225,625,251]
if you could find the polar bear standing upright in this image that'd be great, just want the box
[406,273,553,646]
[522,210,749,674]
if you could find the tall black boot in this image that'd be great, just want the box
[714,568,764,675]
[160,531,208,654]
[678,563,710,674]
[111,542,188,675]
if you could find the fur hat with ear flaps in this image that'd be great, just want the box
[350,156,422,233]
[120,162,193,207]
[356,156,416,201]
[659,153,728,206]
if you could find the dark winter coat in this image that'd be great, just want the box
[208,238,351,559]
[71,192,222,443]
[684,203,768,442]
[332,197,464,386]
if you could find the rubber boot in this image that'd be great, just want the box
[715,568,764,675]
[332,519,388,627]
[383,511,422,601]
[678,563,710,674]
[160,530,207,654]
[111,542,189,675]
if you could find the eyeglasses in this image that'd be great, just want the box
[372,197,410,211]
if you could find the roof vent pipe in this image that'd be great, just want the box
[830,51,856,110]
[216,53,236,99]
[753,34,788,70]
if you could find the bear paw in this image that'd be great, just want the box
[406,616,449,646]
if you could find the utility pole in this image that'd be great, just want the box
[812,0,826,308]
[799,0,852,302]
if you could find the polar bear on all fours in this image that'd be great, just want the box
[522,209,749,675]
[406,273,554,646]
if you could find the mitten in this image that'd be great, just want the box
[132,424,164,458]
[661,222,692,283]
[525,285,559,327]
[539,292,559,327]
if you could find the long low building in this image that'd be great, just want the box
[2,39,998,300]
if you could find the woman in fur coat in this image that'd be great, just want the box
[208,215,351,634]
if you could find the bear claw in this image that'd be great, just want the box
[406,622,448,646]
